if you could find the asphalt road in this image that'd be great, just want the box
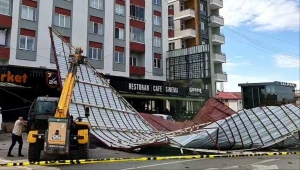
[1,133,300,170]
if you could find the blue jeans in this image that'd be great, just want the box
[8,133,23,155]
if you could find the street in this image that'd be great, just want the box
[1,134,299,170]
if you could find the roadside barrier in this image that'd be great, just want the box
[1,151,299,167]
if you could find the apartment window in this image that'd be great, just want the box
[169,43,175,51]
[180,21,185,30]
[168,5,174,10]
[153,15,161,26]
[153,37,161,47]
[21,5,36,21]
[88,47,102,60]
[90,0,103,10]
[0,0,10,15]
[90,22,103,35]
[180,2,184,11]
[130,27,145,43]
[54,14,71,28]
[114,51,125,63]
[201,19,208,31]
[153,0,161,6]
[154,58,161,68]
[181,41,186,48]
[115,4,125,16]
[115,27,124,39]
[130,5,145,21]
[130,56,137,66]
[168,16,174,29]
[19,35,35,51]
[202,39,208,44]
[200,3,207,13]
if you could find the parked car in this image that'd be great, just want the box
[152,114,175,121]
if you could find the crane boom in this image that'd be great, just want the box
[55,47,84,118]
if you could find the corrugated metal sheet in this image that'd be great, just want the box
[50,28,169,149]
[139,98,235,132]
[170,104,300,150]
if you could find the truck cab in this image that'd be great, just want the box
[27,96,59,134]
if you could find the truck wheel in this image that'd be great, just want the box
[28,143,40,162]
[78,143,89,159]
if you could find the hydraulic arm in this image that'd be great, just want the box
[55,47,85,118]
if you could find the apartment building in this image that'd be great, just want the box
[0,0,169,80]
[167,0,227,99]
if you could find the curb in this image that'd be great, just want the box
[0,151,299,167]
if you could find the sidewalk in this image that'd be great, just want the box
[0,133,60,170]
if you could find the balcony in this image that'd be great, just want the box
[213,53,226,63]
[0,46,10,60]
[210,15,224,27]
[210,0,223,10]
[215,72,227,82]
[174,9,195,21]
[212,33,225,45]
[130,66,145,76]
[169,28,196,41]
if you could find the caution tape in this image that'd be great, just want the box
[1,151,299,167]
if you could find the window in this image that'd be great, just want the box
[19,35,35,51]
[153,37,161,47]
[169,43,175,51]
[154,58,161,68]
[130,56,137,66]
[153,15,161,26]
[90,0,103,10]
[115,4,125,16]
[130,27,145,43]
[168,16,174,29]
[153,0,161,6]
[201,21,207,31]
[180,2,184,11]
[90,22,103,35]
[200,3,207,13]
[181,41,186,48]
[0,0,10,15]
[114,51,125,63]
[168,5,174,10]
[88,47,102,60]
[180,21,185,30]
[54,14,71,28]
[115,27,124,39]
[21,5,36,21]
[130,5,145,21]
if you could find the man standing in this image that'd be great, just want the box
[7,117,26,157]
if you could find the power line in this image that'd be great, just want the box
[224,25,300,46]
[0,88,33,104]
[224,27,300,60]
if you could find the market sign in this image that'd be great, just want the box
[0,71,28,84]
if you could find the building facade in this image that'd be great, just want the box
[239,81,297,109]
[166,0,226,111]
[0,0,169,81]
[216,92,243,112]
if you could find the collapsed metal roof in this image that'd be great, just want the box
[170,104,300,150]
[49,27,300,152]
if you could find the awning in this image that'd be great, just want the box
[120,93,206,102]
[0,82,31,88]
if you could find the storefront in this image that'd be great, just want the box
[0,66,60,122]
[103,75,210,120]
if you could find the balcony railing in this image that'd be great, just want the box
[174,9,195,21]
[168,44,210,58]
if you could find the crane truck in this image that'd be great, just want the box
[26,47,91,162]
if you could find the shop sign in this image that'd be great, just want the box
[188,87,203,96]
[279,82,296,87]
[0,71,28,84]
[153,85,163,93]
[164,86,179,94]
[128,83,150,92]
[46,71,59,88]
